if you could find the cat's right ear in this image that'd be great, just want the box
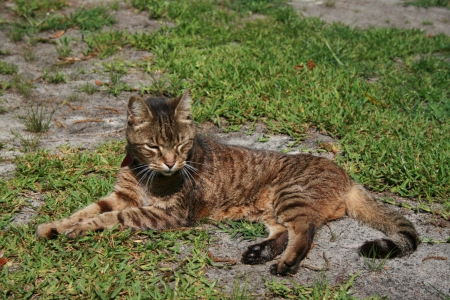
[127,95,152,126]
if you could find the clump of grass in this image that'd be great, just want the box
[16,105,55,133]
[56,36,73,58]
[42,69,67,84]
[325,0,337,7]
[79,82,98,95]
[0,61,19,75]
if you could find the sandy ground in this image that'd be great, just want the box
[1,0,449,298]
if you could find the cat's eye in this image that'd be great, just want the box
[144,144,160,153]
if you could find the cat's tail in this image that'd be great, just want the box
[345,184,419,258]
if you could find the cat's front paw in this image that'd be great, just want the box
[65,223,90,239]
[36,222,59,239]
[269,261,298,276]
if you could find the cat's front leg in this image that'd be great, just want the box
[64,206,188,239]
[37,190,141,239]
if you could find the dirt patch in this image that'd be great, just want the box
[1,0,450,298]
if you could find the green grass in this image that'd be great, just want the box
[126,0,450,214]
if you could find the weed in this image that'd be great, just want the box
[362,246,391,272]
[79,82,98,95]
[42,69,67,84]
[67,93,80,102]
[422,20,434,25]
[11,130,41,151]
[56,36,72,58]
[11,74,33,97]
[16,105,56,133]
[0,61,18,75]
[22,46,35,61]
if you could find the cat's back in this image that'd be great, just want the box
[195,135,350,188]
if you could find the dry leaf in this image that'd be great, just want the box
[50,30,65,39]
[307,60,315,71]
[95,80,102,86]
[0,258,8,268]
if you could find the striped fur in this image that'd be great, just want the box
[37,90,419,275]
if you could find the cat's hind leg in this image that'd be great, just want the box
[269,218,316,276]
[242,220,288,265]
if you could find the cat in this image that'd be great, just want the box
[36,90,419,275]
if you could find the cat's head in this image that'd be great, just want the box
[126,90,195,176]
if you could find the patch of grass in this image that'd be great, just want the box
[16,105,55,133]
[405,0,450,8]
[0,61,18,75]
[79,82,99,95]
[10,74,33,97]
[42,69,67,84]
[128,0,450,212]
[216,220,266,240]
[265,273,360,299]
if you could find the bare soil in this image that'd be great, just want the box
[1,0,449,299]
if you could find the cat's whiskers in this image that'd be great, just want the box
[181,168,195,190]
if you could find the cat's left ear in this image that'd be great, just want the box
[170,89,192,121]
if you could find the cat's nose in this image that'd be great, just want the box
[165,162,175,169]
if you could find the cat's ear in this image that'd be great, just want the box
[127,95,152,125]
[170,89,192,122]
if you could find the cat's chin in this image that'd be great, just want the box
[160,170,177,177]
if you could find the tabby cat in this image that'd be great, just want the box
[37,90,419,275]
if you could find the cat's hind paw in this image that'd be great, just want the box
[242,241,274,265]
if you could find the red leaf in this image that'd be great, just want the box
[307,60,315,71]
[94,80,102,86]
